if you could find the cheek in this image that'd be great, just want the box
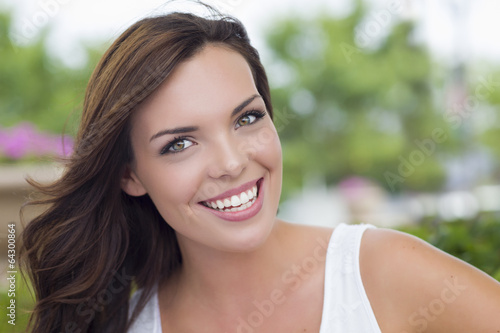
[137,158,205,215]
[251,125,282,169]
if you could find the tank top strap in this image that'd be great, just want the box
[319,223,382,333]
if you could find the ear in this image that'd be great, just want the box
[121,165,147,196]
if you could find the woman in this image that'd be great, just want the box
[20,8,500,333]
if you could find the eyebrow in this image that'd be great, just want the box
[149,94,263,142]
[231,94,262,117]
[149,126,199,142]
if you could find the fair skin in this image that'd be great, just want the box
[122,45,500,332]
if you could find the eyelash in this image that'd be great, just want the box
[160,109,267,155]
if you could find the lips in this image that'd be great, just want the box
[198,178,264,222]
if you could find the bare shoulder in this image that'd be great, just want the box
[360,227,500,333]
[276,221,334,275]
[278,220,334,249]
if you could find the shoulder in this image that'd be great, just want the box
[360,227,500,333]
[277,221,334,253]
[275,221,334,281]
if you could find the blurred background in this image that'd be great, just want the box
[1,0,499,330]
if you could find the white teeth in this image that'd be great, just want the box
[206,196,257,212]
[216,200,224,209]
[203,183,259,212]
[240,192,249,204]
[231,195,241,207]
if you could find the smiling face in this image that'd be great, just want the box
[121,45,282,254]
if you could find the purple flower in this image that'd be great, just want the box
[0,122,74,160]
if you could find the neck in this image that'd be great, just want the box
[169,219,294,311]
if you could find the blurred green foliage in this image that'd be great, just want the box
[264,3,500,197]
[399,214,500,282]
[266,8,450,196]
[0,11,99,135]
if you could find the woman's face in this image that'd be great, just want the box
[122,45,282,253]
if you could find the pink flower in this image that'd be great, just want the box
[0,122,74,160]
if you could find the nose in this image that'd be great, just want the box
[207,134,249,179]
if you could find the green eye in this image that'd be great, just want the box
[171,141,187,151]
[237,114,256,127]
[235,110,266,129]
[161,138,194,155]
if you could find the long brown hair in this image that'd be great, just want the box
[20,9,273,332]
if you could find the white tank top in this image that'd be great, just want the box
[128,223,381,332]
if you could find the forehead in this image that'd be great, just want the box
[132,45,259,129]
